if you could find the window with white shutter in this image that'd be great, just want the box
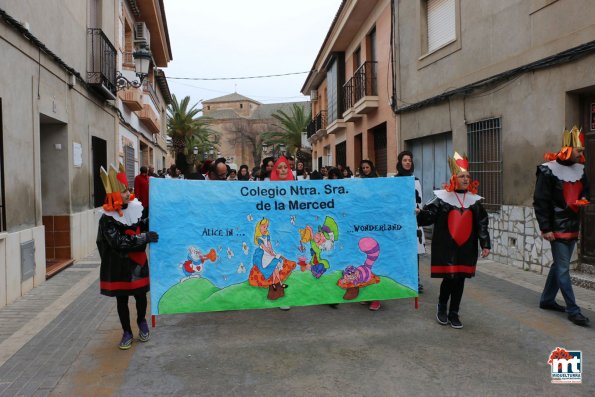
[427,0,456,53]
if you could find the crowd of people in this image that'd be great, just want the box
[147,156,356,182]
[98,126,590,349]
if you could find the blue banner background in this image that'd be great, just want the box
[149,177,418,314]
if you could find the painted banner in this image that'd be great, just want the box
[149,177,418,315]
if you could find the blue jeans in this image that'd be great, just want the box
[540,240,580,315]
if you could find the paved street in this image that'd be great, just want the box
[0,250,593,397]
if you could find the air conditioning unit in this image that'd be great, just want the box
[310,89,318,101]
[134,22,151,46]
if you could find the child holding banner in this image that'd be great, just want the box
[417,152,490,329]
[396,151,425,293]
[97,164,159,349]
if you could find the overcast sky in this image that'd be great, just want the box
[162,0,342,105]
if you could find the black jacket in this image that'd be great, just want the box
[418,192,490,278]
[533,161,589,239]
[97,213,150,297]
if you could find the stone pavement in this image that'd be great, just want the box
[0,251,593,396]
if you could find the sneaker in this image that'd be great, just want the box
[448,313,463,329]
[138,319,150,342]
[539,301,566,312]
[279,306,291,311]
[436,305,448,325]
[568,312,590,326]
[119,331,133,350]
[369,301,381,311]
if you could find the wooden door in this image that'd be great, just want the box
[580,98,595,263]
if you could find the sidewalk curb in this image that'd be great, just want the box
[0,267,99,367]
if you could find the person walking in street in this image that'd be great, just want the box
[327,167,343,180]
[238,164,252,181]
[270,156,294,181]
[97,164,159,349]
[396,150,426,293]
[206,161,229,181]
[259,157,275,181]
[359,159,378,179]
[134,166,150,217]
[534,126,590,326]
[417,152,490,329]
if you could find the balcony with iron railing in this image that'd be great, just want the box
[143,79,162,110]
[307,110,328,142]
[348,61,379,115]
[87,28,117,98]
[342,77,362,122]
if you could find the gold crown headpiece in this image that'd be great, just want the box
[99,163,128,194]
[544,126,585,162]
[447,152,469,175]
[99,163,128,214]
[562,126,584,149]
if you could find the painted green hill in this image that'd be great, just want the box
[157,270,417,314]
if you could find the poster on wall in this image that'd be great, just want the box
[73,142,82,167]
[149,177,418,315]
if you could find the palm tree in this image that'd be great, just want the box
[262,103,311,158]
[167,95,218,170]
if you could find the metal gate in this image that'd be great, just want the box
[407,132,452,204]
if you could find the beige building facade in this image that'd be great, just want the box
[302,0,397,176]
[394,0,595,270]
[202,93,309,169]
[0,0,172,307]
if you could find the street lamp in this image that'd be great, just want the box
[115,45,152,90]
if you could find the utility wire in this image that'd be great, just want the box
[167,71,314,81]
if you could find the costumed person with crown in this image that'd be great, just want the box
[417,152,490,329]
[96,164,160,349]
[534,126,590,326]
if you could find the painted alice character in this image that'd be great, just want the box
[253,218,285,287]
[417,152,491,329]
[248,218,296,297]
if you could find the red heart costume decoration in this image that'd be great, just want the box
[448,209,472,246]
[563,181,583,213]
[125,227,147,265]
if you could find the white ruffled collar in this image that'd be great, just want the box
[543,161,584,182]
[433,190,482,208]
[100,199,144,226]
